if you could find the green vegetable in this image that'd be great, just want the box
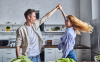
[10,55,32,62]
[97,55,100,60]
[54,27,60,30]
[55,58,75,62]
[6,26,10,29]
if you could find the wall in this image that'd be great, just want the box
[0,0,80,24]
[92,0,100,20]
[80,0,92,47]
[0,0,81,44]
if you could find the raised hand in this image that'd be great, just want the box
[58,4,62,10]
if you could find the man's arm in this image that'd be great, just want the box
[15,29,22,58]
[35,5,59,28]
[16,46,20,57]
[58,4,66,18]
[45,6,59,19]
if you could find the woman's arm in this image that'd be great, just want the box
[58,4,66,18]
[46,5,59,18]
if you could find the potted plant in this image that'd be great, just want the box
[54,27,60,31]
[6,26,10,31]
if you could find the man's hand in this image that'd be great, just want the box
[58,4,62,10]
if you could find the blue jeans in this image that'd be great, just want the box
[66,50,77,61]
[28,55,41,62]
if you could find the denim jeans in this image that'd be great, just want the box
[28,55,41,62]
[66,50,77,61]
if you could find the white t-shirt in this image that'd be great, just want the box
[26,26,40,57]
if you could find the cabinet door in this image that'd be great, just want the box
[73,49,77,56]
[3,51,16,58]
[76,49,91,61]
[3,57,15,62]
[0,58,2,62]
[0,49,3,58]
[3,49,16,58]
[45,48,56,62]
[55,48,62,60]
[20,48,22,55]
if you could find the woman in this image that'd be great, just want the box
[58,4,93,61]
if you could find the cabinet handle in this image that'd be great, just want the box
[6,58,11,60]
[7,53,11,54]
[82,50,86,51]
[82,53,86,54]
[58,52,62,53]
[82,59,87,61]
[47,49,52,50]
[48,52,52,53]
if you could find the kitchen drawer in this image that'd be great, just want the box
[45,48,55,52]
[55,51,62,60]
[55,48,62,52]
[45,51,56,62]
[0,53,2,57]
[3,57,15,62]
[77,58,87,62]
[77,49,90,53]
[3,52,16,57]
[0,58,2,62]
[3,49,15,52]
[0,49,3,52]
[77,52,90,59]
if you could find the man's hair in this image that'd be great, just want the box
[24,9,36,19]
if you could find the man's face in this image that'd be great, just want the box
[29,12,36,24]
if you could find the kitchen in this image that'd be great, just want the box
[0,0,100,62]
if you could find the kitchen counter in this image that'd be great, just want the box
[0,46,16,48]
[43,45,90,49]
[48,61,97,62]
[0,45,90,49]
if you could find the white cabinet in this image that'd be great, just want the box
[3,57,15,62]
[0,49,3,62]
[45,48,56,62]
[44,48,62,62]
[55,48,62,60]
[0,48,22,62]
[3,49,16,62]
[74,49,91,62]
[0,58,2,62]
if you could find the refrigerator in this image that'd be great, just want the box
[90,18,100,61]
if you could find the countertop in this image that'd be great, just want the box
[43,45,90,49]
[0,45,90,49]
[48,61,97,62]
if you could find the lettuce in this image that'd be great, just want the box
[10,55,32,62]
[55,58,75,62]
[97,55,100,60]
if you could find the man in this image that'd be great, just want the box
[15,4,59,62]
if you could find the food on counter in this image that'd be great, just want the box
[97,55,100,60]
[10,55,32,62]
[55,58,75,62]
[54,27,60,31]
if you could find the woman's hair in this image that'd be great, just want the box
[67,15,93,35]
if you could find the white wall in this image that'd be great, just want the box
[0,0,80,25]
[0,0,80,41]
[92,0,100,20]
[80,0,92,47]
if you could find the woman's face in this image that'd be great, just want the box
[65,18,73,28]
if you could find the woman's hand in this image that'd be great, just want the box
[58,4,62,10]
